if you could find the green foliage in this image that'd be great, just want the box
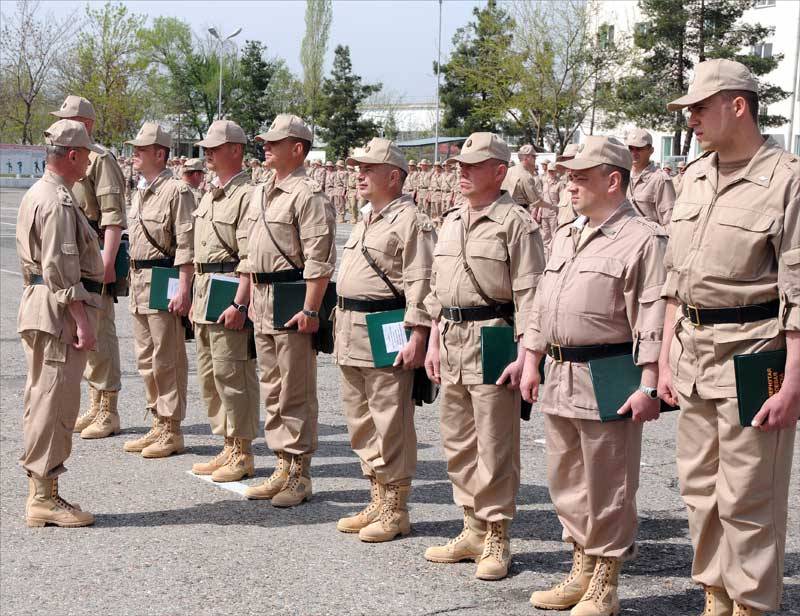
[300,0,333,140]
[316,45,382,160]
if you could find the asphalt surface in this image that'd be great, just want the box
[0,185,798,616]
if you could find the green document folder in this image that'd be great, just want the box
[734,349,787,427]
[148,266,180,311]
[272,280,337,330]
[115,239,130,280]
[365,309,410,368]
[205,274,240,322]
[480,326,541,421]
[588,353,678,422]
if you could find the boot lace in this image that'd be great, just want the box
[355,481,381,518]
[483,522,505,561]
[582,558,612,602]
[266,455,290,485]
[154,423,174,445]
[554,547,583,591]
[50,483,78,512]
[378,486,400,526]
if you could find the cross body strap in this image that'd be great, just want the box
[359,222,403,300]
[209,198,239,262]
[256,183,302,271]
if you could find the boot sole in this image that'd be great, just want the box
[211,471,255,483]
[475,571,508,581]
[424,554,482,564]
[359,527,411,543]
[26,517,94,528]
[271,494,311,508]
[80,429,121,440]
[529,598,578,610]
[141,448,186,459]
[191,468,218,476]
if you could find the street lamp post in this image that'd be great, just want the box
[434,0,442,163]
[208,27,242,120]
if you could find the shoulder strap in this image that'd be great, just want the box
[137,213,171,257]
[209,198,239,262]
[360,223,403,300]
[258,183,302,270]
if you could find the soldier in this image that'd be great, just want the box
[403,159,417,200]
[333,159,348,223]
[17,120,104,528]
[520,136,667,615]
[181,158,205,204]
[334,138,435,541]
[311,158,326,188]
[658,59,799,616]
[122,122,194,458]
[324,160,335,203]
[121,156,135,206]
[346,164,358,222]
[674,160,687,193]
[442,161,458,213]
[422,133,545,580]
[555,144,580,226]
[189,121,260,482]
[249,158,262,183]
[539,159,565,258]
[625,129,676,228]
[503,144,547,244]
[416,159,431,215]
[243,114,336,507]
[50,96,127,441]
[428,160,445,224]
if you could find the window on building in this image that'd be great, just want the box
[753,0,776,8]
[597,24,615,49]
[795,136,800,156]
[661,136,674,161]
[751,43,773,58]
[768,134,785,148]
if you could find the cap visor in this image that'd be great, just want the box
[558,158,602,171]
[666,89,719,111]
[625,139,649,148]
[195,137,225,148]
[88,143,104,154]
[50,110,71,118]
[125,138,153,147]
[447,152,495,165]
[256,129,289,143]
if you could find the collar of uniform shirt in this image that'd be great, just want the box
[573,200,633,238]
[273,165,307,194]
[457,193,514,225]
[369,195,410,224]
[42,168,69,187]
[216,169,250,197]
[140,168,172,194]
[693,137,780,190]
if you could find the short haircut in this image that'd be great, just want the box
[395,168,408,185]
[598,164,630,192]
[44,144,70,159]
[154,145,170,163]
[721,89,759,125]
[292,138,311,157]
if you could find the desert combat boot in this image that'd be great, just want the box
[192,437,234,475]
[80,390,121,439]
[732,603,762,616]
[123,407,161,453]
[475,519,511,580]
[699,586,733,616]
[271,454,312,508]
[211,438,255,482]
[141,418,185,458]
[244,451,290,500]
[425,507,486,563]
[337,476,383,533]
[73,386,101,432]
[531,544,597,610]
[359,483,411,542]
[570,556,622,616]
[25,475,94,528]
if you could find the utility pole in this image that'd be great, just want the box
[434,0,442,163]
[208,27,242,120]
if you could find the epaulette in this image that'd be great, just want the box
[303,176,324,193]
[415,211,435,232]
[630,216,668,237]
[177,181,190,193]
[440,205,460,219]
[57,184,74,206]
[510,205,535,230]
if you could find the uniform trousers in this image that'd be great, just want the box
[195,323,259,440]
[540,209,559,260]
[131,311,187,420]
[83,294,121,391]
[439,381,520,522]
[347,194,358,222]
[545,414,642,558]
[255,330,318,455]
[21,331,87,479]
[676,389,795,611]
[340,365,416,485]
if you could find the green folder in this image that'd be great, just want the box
[588,353,678,422]
[115,239,130,280]
[272,280,337,330]
[148,266,180,311]
[480,326,542,421]
[205,274,240,322]
[734,349,787,427]
[365,309,410,368]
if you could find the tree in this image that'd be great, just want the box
[602,0,789,156]
[300,0,333,142]
[0,0,79,144]
[316,45,382,160]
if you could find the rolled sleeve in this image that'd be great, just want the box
[402,220,435,329]
[299,192,335,280]
[778,193,800,331]
[94,156,128,229]
[172,188,196,266]
[509,224,545,338]
[626,236,667,365]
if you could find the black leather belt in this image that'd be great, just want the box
[129,258,174,270]
[250,268,304,284]
[337,296,406,313]
[441,303,514,323]
[196,261,238,274]
[546,341,633,363]
[682,299,779,326]
[29,274,104,295]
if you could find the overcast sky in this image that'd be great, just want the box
[40,0,485,103]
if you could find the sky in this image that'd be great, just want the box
[38,0,485,104]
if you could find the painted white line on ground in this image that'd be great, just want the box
[185,470,250,497]
[533,439,546,445]
[1,269,22,277]
[0,222,16,226]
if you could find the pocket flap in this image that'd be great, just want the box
[715,207,773,233]
[783,247,800,266]
[545,255,567,272]
[433,240,460,257]
[213,204,240,225]
[671,203,703,222]
[61,242,78,255]
[466,239,506,261]
[266,208,294,224]
[364,235,399,255]
[343,235,359,249]
[577,257,624,278]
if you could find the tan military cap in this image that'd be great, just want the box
[195,120,246,148]
[325,160,334,167]
[667,59,758,111]
[518,144,536,156]
[677,161,687,169]
[558,136,632,171]
[182,158,204,172]
[43,119,103,153]
[346,137,408,173]
[447,132,510,165]
[51,95,96,120]
[126,122,172,148]
[625,129,653,148]
[557,143,581,161]
[336,159,345,167]
[347,165,354,171]
[257,114,313,142]
[408,159,417,166]
[419,158,431,165]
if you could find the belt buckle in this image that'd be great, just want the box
[550,344,563,362]
[449,307,463,323]
[250,272,258,284]
[337,296,345,310]
[686,304,702,326]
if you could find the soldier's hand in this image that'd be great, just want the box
[497,356,523,390]
[619,391,660,423]
[74,322,97,351]
[752,386,800,431]
[520,351,541,403]
[218,305,246,331]
[531,207,542,223]
[393,330,426,370]
[168,288,191,317]
[424,344,441,384]
[657,361,679,407]
[285,310,319,334]
[103,262,117,284]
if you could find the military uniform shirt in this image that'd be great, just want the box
[71,148,127,230]
[627,162,676,227]
[501,164,543,209]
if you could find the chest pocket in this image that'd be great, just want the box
[668,202,703,269]
[705,207,775,280]
[363,233,400,273]
[432,239,461,294]
[540,254,567,309]
[574,257,624,317]
[265,206,301,256]
[465,239,510,299]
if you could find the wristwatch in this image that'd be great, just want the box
[638,385,658,399]
[302,309,319,319]
[231,301,248,314]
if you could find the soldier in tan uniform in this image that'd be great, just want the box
[311,159,326,188]
[185,121,260,482]
[346,165,359,222]
[657,59,799,616]
[403,159,417,201]
[427,161,444,224]
[625,129,676,228]
[334,138,435,542]
[17,120,104,527]
[422,133,545,580]
[333,160,348,222]
[441,162,457,212]
[674,160,687,193]
[122,123,195,458]
[539,161,565,258]
[502,144,545,224]
[242,115,336,507]
[249,159,262,183]
[181,158,205,204]
[555,144,580,226]
[520,137,667,616]
[324,160,335,203]
[49,96,127,440]
[121,156,135,206]
[416,159,431,215]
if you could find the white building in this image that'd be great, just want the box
[592,0,800,164]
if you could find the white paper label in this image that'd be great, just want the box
[382,322,407,353]
[167,277,180,300]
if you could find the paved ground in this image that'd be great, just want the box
[0,185,798,616]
